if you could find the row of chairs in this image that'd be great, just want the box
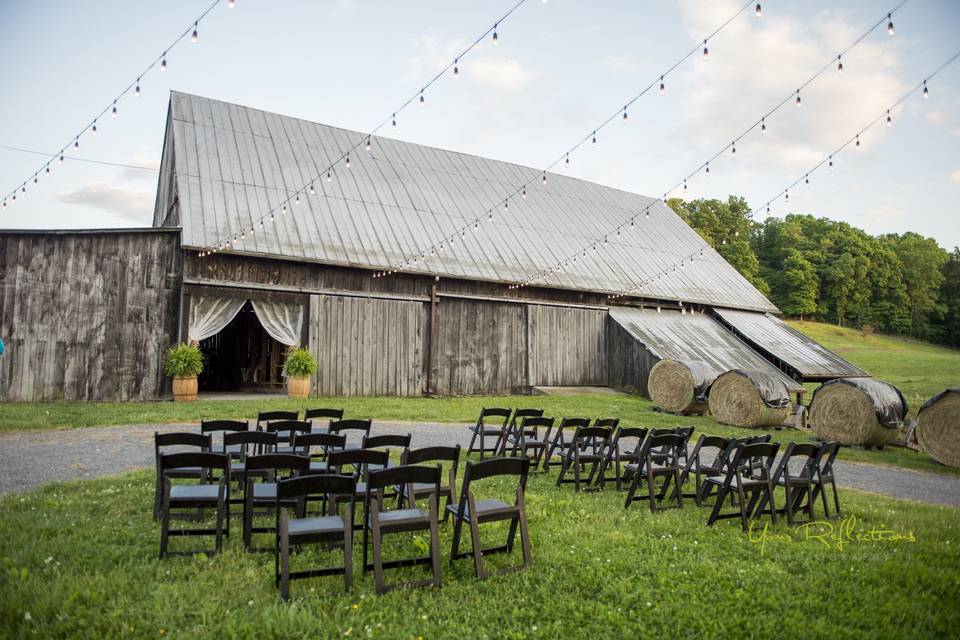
[154,426,533,598]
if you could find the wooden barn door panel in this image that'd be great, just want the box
[528,306,607,387]
[308,295,424,397]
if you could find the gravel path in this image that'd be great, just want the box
[1,423,958,508]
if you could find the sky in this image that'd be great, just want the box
[1,0,959,250]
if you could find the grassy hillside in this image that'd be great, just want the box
[787,320,960,413]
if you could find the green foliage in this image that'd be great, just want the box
[1,466,959,638]
[282,348,317,377]
[162,343,203,377]
[778,249,818,317]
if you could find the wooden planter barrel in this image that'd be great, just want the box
[287,375,310,399]
[172,375,198,402]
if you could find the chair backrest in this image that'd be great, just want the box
[329,419,373,436]
[729,442,780,477]
[291,432,346,458]
[510,408,543,429]
[572,425,613,447]
[223,430,278,457]
[200,419,249,434]
[460,457,530,501]
[593,417,620,430]
[777,442,819,481]
[815,441,840,477]
[256,410,299,429]
[265,420,313,444]
[611,426,648,447]
[243,453,310,478]
[692,435,730,467]
[304,407,345,421]
[155,431,211,452]
[327,448,389,478]
[276,473,355,502]
[560,417,591,430]
[366,464,441,508]
[401,445,461,487]
[362,433,412,450]
[160,451,228,475]
[645,433,686,465]
[477,407,511,430]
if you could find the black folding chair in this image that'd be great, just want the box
[265,420,312,455]
[327,448,390,531]
[399,445,461,523]
[242,453,310,551]
[556,425,613,492]
[362,433,412,472]
[158,452,230,558]
[275,473,356,599]
[596,427,648,490]
[329,419,373,449]
[705,442,780,531]
[756,442,819,525]
[153,432,211,520]
[624,433,686,512]
[590,418,620,454]
[811,441,842,519]
[466,407,511,459]
[678,435,730,506]
[447,457,532,580]
[223,430,278,518]
[543,417,591,472]
[363,464,442,593]
[292,431,346,474]
[257,410,299,431]
[508,416,555,468]
[498,408,544,455]
[200,419,249,456]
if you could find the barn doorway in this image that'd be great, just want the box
[198,301,286,392]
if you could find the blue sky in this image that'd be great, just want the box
[1,0,958,249]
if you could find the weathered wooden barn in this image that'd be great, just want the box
[0,92,866,402]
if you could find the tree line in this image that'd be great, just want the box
[668,196,960,348]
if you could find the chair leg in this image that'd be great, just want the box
[243,491,253,550]
[674,467,683,509]
[467,495,485,580]
[736,483,749,531]
[215,489,225,553]
[517,491,532,569]
[573,453,581,492]
[429,496,442,588]
[449,515,463,566]
[343,504,354,593]
[647,470,657,513]
[467,429,479,457]
[706,486,727,526]
[831,480,841,518]
[159,481,171,559]
[785,485,796,526]
[279,516,290,601]
[371,513,385,594]
[624,467,641,508]
[767,480,777,525]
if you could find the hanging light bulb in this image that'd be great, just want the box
[795,89,801,107]
[419,90,425,106]
[59,152,64,164]
[731,141,736,155]
[923,81,929,99]
[683,179,688,192]
[565,152,570,165]
[592,131,597,144]
[453,59,459,78]
[887,13,894,36]
[345,155,351,168]
[259,219,264,229]
[492,23,498,44]
[855,134,860,148]
[659,75,665,94]
[135,79,141,97]
[886,110,892,126]
[522,188,527,199]
[191,22,198,43]
[488,210,493,221]
[282,203,287,213]
[295,193,300,204]
[326,170,332,182]
[805,174,810,185]
[705,161,710,176]
[504,200,509,210]
[828,155,834,168]
[761,117,767,134]
[622,107,628,123]
[703,39,709,60]
[161,53,167,72]
[785,189,789,201]
[755,3,762,17]
[542,172,547,184]
[33,174,38,185]
[392,113,397,127]
[228,0,236,7]
[92,120,97,136]
[112,102,118,118]
[45,165,50,175]
[645,209,650,219]
[309,183,315,195]
[837,55,843,74]
[366,137,372,151]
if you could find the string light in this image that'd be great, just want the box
[111,102,118,118]
[366,137,372,151]
[761,118,766,134]
[135,80,141,97]
[191,22,199,43]
[392,113,397,127]
[731,142,736,155]
[326,170,332,182]
[345,155,351,168]
[886,109,892,126]
[923,81,929,98]
[795,89,802,107]
[659,75,665,94]
[492,23,498,44]
[419,90,425,106]
[837,55,844,74]
[703,39,709,60]
[228,0,235,7]
[453,59,459,78]
[755,3,762,17]
[92,121,97,136]
[161,54,167,72]
[592,131,597,144]
[887,13,894,36]
[622,107,628,123]
[705,161,710,176]
[855,134,860,148]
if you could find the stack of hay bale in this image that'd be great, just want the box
[647,359,717,415]
[707,369,792,428]
[809,378,906,446]
[915,388,960,467]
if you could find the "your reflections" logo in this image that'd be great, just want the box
[748,515,916,556]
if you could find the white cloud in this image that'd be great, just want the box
[605,55,644,72]
[949,169,960,184]
[404,36,538,92]
[121,154,160,180]
[55,183,153,222]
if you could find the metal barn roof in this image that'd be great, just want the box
[160,91,778,313]
[712,308,868,380]
[608,306,803,392]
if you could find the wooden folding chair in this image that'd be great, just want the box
[242,453,310,551]
[596,427,648,490]
[292,431,346,474]
[329,419,373,449]
[498,408,544,455]
[158,452,230,558]
[399,445,461,523]
[256,410,299,431]
[705,442,780,531]
[447,457,532,580]
[153,432,211,520]
[755,442,819,525]
[304,407,345,424]
[508,416,555,468]
[223,430,278,519]
[624,432,686,512]
[811,441,842,519]
[275,473,356,599]
[556,424,613,492]
[466,407,511,459]
[327,448,390,531]
[542,417,590,472]
[200,419,249,456]
[678,435,730,506]
[265,420,312,454]
[361,433,412,472]
[363,464,442,593]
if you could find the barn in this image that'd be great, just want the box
[0,91,866,402]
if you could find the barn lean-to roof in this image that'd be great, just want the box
[156,91,778,313]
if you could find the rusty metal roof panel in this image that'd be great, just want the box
[164,92,778,313]
[712,308,869,379]
[609,305,803,392]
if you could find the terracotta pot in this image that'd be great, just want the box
[287,375,311,399]
[172,375,198,402]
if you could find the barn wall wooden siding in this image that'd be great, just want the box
[0,231,182,401]
[605,316,659,397]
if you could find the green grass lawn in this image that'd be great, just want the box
[2,467,958,638]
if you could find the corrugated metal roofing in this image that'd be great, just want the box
[162,91,778,313]
[712,308,868,379]
[608,306,803,392]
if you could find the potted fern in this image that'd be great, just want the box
[283,347,316,399]
[164,343,203,402]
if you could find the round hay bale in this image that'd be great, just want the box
[810,378,906,446]
[648,359,716,414]
[916,388,960,468]
[708,369,791,428]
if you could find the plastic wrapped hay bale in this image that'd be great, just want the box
[648,359,717,414]
[810,378,906,446]
[916,388,960,468]
[708,369,791,428]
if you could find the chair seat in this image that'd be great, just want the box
[366,460,397,472]
[470,426,505,436]
[446,498,513,519]
[398,481,450,495]
[251,483,277,500]
[288,515,346,537]
[165,467,204,478]
[170,484,220,502]
[704,476,768,490]
[369,508,429,528]
[309,461,329,472]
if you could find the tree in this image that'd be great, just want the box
[884,233,949,340]
[778,249,818,318]
[938,248,960,347]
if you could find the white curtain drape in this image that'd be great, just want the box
[251,299,303,346]
[188,296,246,342]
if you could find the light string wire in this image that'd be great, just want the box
[204,0,530,254]
[0,144,158,172]
[374,0,761,277]
[1,0,228,207]
[512,0,914,291]
[608,50,959,300]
